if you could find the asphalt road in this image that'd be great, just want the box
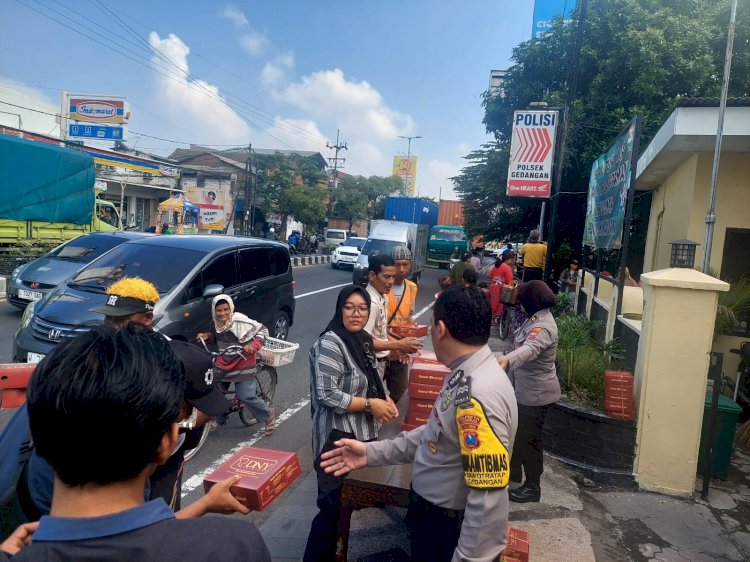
[0,262,447,523]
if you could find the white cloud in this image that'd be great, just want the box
[148,32,251,145]
[0,79,59,135]
[417,158,460,200]
[264,116,328,152]
[240,32,269,56]
[276,69,414,142]
[260,52,295,90]
[221,5,248,28]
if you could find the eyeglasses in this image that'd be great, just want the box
[342,304,369,315]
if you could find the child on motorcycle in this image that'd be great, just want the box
[197,294,276,435]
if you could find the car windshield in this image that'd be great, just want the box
[47,235,127,263]
[328,231,346,240]
[344,239,365,250]
[431,228,466,242]
[70,243,204,294]
[360,239,403,257]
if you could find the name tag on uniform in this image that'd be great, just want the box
[447,369,464,389]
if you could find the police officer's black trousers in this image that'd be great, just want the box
[510,404,550,486]
[406,489,464,562]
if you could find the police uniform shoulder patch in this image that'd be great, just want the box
[456,398,510,489]
[526,327,544,342]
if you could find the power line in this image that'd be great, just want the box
[9,1,381,176]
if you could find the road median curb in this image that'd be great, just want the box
[292,255,330,267]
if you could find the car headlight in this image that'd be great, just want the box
[20,301,35,329]
[11,266,22,281]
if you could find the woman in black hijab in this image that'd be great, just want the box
[497,280,561,504]
[304,285,398,562]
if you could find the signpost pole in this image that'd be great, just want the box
[543,0,588,283]
[615,113,643,318]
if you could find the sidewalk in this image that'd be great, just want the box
[257,327,750,561]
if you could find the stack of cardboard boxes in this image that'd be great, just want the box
[402,349,450,431]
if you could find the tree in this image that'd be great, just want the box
[454,0,750,246]
[333,176,369,231]
[254,152,328,235]
[332,174,405,228]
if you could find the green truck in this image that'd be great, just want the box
[0,134,120,248]
[426,225,470,268]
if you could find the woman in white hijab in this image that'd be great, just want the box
[197,294,276,435]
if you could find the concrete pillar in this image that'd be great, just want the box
[633,268,728,496]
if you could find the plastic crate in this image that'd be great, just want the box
[258,337,299,367]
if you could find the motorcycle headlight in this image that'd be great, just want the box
[20,301,35,329]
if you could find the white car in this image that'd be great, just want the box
[331,237,367,269]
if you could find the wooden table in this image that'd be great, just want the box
[335,399,414,561]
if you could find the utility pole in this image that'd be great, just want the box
[326,129,347,216]
[398,135,422,195]
[244,142,252,236]
[702,0,738,274]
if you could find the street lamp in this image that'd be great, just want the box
[398,135,422,195]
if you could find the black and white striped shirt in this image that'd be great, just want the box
[309,331,381,457]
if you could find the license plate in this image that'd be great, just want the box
[18,289,43,301]
[27,352,45,364]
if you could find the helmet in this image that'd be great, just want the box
[269,227,275,233]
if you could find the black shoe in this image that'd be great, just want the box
[509,483,541,503]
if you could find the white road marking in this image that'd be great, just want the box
[295,282,350,300]
[180,397,311,497]
[413,301,435,320]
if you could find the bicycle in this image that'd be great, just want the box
[182,342,284,463]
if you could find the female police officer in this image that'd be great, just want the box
[497,280,560,503]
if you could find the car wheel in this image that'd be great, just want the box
[272,311,290,340]
[331,261,337,269]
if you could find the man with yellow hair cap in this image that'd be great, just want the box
[89,277,160,328]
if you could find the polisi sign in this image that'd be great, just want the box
[68,97,126,124]
[506,110,558,198]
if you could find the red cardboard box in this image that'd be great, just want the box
[405,410,431,427]
[390,324,429,338]
[410,369,447,387]
[409,382,441,401]
[203,446,301,511]
[409,398,436,414]
[415,350,441,364]
[499,527,529,562]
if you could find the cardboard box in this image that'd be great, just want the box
[409,382,441,401]
[415,350,441,364]
[409,398,436,414]
[410,369,447,387]
[203,447,301,511]
[390,324,429,338]
[405,410,431,427]
[499,527,529,562]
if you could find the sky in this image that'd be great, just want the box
[0,0,537,200]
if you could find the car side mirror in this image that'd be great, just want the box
[203,284,224,299]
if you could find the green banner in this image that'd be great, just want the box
[582,117,638,250]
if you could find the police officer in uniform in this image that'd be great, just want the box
[320,287,518,562]
[498,280,561,503]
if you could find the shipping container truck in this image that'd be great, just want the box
[384,196,438,227]
[437,199,465,226]
[426,225,470,268]
[352,220,429,286]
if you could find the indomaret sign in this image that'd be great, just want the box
[506,110,558,198]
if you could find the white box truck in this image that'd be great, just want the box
[352,220,429,286]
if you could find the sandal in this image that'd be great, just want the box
[264,408,277,436]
